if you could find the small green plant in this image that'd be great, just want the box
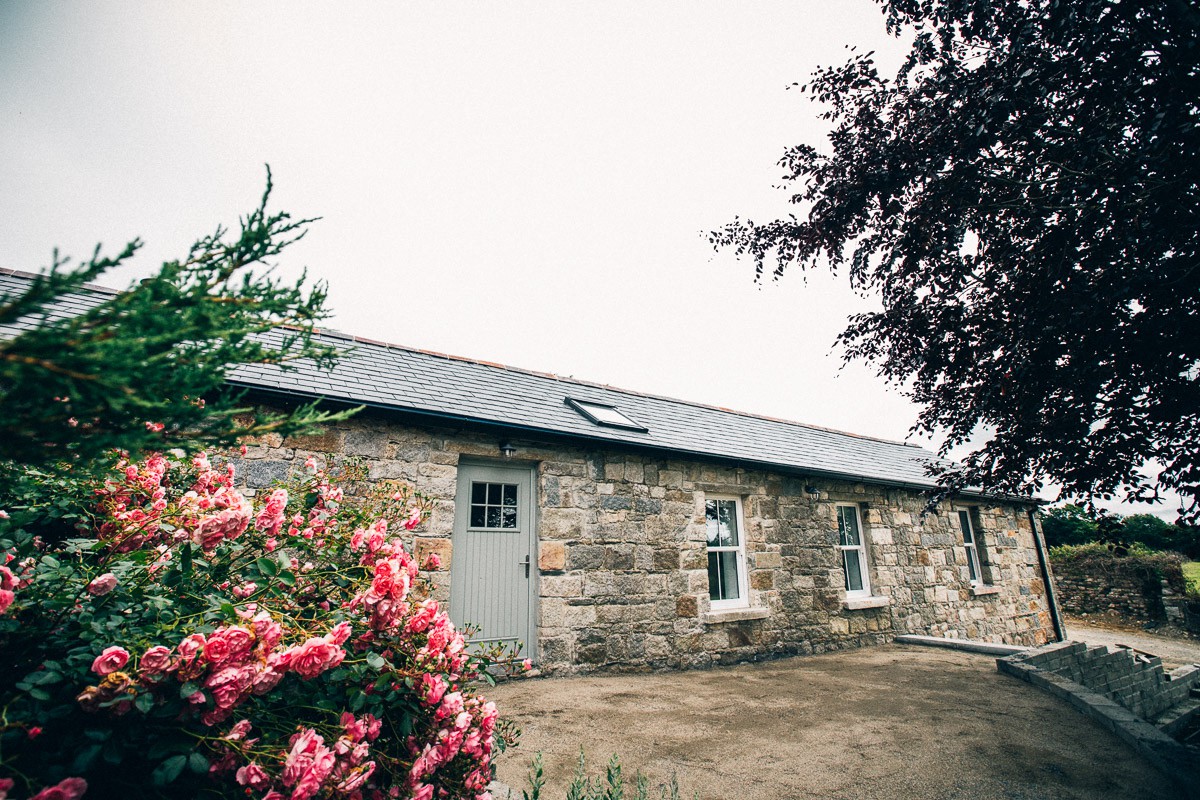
[520,750,694,800]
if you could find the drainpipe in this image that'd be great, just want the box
[1028,507,1066,642]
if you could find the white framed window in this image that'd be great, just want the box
[837,504,871,597]
[957,509,985,585]
[705,496,748,609]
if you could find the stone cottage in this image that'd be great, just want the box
[223,326,1061,674]
[0,268,1061,675]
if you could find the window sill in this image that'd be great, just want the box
[702,607,770,624]
[843,595,891,611]
[971,585,1001,596]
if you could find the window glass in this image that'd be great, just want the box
[838,506,861,546]
[565,398,647,431]
[959,510,983,584]
[469,482,519,529]
[837,504,870,596]
[844,550,864,593]
[959,511,975,544]
[705,497,747,606]
[706,499,739,547]
[708,550,741,601]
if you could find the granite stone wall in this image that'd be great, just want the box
[234,413,1056,674]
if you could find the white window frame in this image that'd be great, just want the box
[704,495,749,610]
[957,509,986,586]
[836,504,871,598]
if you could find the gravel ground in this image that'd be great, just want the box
[1065,617,1200,668]
[488,644,1181,800]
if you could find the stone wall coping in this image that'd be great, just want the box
[970,585,1002,597]
[997,648,1200,791]
[844,595,892,610]
[895,634,1029,656]
[702,607,771,625]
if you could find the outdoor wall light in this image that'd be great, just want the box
[804,484,821,496]
[499,442,517,459]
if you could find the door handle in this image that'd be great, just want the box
[518,555,530,578]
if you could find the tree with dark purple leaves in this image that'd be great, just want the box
[714,0,1200,520]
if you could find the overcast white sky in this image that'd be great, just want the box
[0,2,1176,517]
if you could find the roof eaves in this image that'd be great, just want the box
[228,381,998,497]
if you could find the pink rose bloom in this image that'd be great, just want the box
[412,783,434,800]
[201,708,231,727]
[0,565,18,590]
[282,729,336,797]
[422,552,442,571]
[254,488,289,536]
[286,638,345,680]
[86,572,118,596]
[191,489,251,549]
[366,528,386,553]
[224,719,253,740]
[404,505,423,530]
[405,600,439,634]
[252,665,286,696]
[29,778,87,800]
[203,626,254,665]
[335,761,375,792]
[436,691,464,721]
[0,589,13,615]
[91,645,129,676]
[252,612,283,651]
[326,621,352,646]
[236,762,271,790]
[139,645,172,676]
[173,632,206,672]
[205,667,247,710]
[339,712,383,745]
[0,777,12,800]
[418,673,447,706]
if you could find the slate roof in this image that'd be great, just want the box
[0,268,951,491]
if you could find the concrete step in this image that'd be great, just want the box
[1157,697,1200,738]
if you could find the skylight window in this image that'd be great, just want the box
[565,398,647,432]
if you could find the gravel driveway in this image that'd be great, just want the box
[489,644,1181,799]
[1066,618,1200,669]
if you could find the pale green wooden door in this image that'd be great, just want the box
[449,462,537,660]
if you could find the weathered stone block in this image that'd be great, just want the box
[754,551,782,569]
[567,544,605,570]
[603,546,635,571]
[676,595,698,618]
[750,571,774,590]
[414,538,452,570]
[539,541,566,572]
[541,575,583,597]
[237,459,292,489]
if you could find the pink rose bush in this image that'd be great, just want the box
[0,451,520,799]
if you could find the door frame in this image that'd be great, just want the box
[450,457,540,662]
